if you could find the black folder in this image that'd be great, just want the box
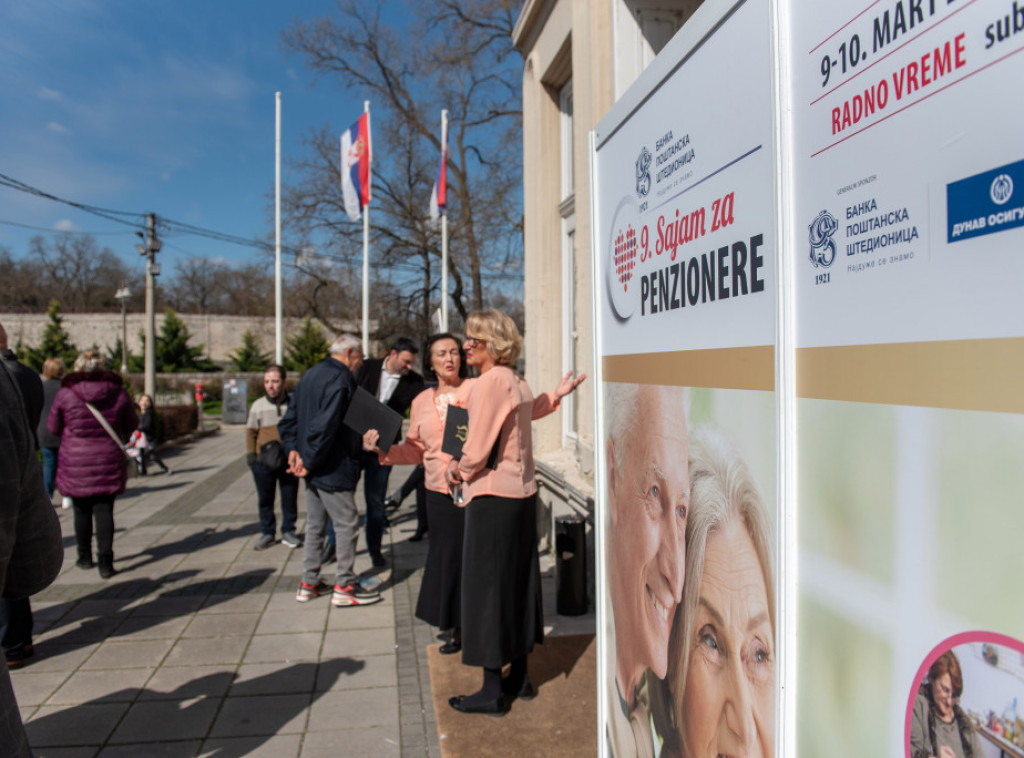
[442,405,470,459]
[442,404,500,469]
[342,386,404,453]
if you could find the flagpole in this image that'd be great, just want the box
[440,108,449,333]
[362,100,370,353]
[274,91,283,364]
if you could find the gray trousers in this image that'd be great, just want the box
[302,486,359,587]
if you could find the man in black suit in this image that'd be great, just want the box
[355,336,424,567]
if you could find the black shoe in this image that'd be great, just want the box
[384,496,400,511]
[439,641,461,655]
[408,530,426,542]
[98,555,117,580]
[76,554,95,569]
[448,694,509,716]
[320,542,336,565]
[370,551,386,568]
[502,678,536,701]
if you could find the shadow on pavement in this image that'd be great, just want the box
[117,525,261,574]
[24,657,365,755]
[33,569,276,658]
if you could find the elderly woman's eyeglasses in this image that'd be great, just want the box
[464,336,486,349]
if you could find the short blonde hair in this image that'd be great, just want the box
[42,357,65,379]
[465,309,521,366]
[73,349,105,373]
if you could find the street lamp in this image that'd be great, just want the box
[115,285,132,375]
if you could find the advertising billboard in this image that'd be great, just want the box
[592,1,779,755]
[592,0,1024,755]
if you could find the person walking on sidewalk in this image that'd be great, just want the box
[246,364,301,551]
[47,350,136,579]
[278,335,382,608]
[129,394,171,476]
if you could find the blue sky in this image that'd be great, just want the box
[0,1,372,274]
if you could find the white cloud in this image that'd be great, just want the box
[37,86,63,101]
[46,121,70,134]
[53,219,81,232]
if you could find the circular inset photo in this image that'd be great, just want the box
[905,631,1024,758]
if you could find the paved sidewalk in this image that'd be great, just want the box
[11,425,595,757]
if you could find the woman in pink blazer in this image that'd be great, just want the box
[446,310,583,716]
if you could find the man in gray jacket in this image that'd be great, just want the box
[0,358,64,756]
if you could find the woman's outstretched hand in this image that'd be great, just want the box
[554,370,587,400]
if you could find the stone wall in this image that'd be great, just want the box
[1,313,367,364]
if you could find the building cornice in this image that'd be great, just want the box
[512,0,555,53]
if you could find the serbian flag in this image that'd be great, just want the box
[429,138,447,223]
[340,113,371,222]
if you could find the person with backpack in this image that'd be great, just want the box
[246,364,301,551]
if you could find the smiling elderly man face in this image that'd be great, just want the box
[606,384,689,707]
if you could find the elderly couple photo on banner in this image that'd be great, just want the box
[603,382,776,758]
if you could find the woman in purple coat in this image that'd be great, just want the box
[47,350,137,578]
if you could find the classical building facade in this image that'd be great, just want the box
[513,0,703,546]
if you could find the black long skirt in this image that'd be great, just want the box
[414,489,465,629]
[460,494,544,669]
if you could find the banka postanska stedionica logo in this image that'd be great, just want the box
[635,147,652,198]
[808,209,839,268]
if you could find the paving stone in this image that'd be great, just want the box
[306,687,399,731]
[321,627,396,658]
[208,693,310,737]
[48,668,155,705]
[164,635,250,667]
[243,632,321,664]
[109,698,220,742]
[198,734,301,758]
[97,741,202,758]
[184,612,261,638]
[315,652,397,691]
[300,726,401,757]
[139,665,236,700]
[7,671,68,707]
[113,614,191,639]
[81,638,174,670]
[254,607,328,635]
[197,592,270,614]
[229,662,318,696]
[25,702,129,746]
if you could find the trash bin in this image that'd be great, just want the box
[555,514,588,616]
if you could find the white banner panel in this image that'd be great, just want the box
[596,0,776,356]
[593,2,779,757]
[791,0,1024,348]
[788,1,1024,755]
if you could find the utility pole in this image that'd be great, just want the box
[136,213,161,398]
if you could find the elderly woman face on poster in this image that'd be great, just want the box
[665,427,775,758]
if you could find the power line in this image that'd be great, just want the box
[0,217,135,236]
[0,172,145,228]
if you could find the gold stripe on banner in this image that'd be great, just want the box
[602,346,774,390]
[797,338,1024,413]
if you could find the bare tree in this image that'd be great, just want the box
[28,234,139,312]
[281,0,524,335]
